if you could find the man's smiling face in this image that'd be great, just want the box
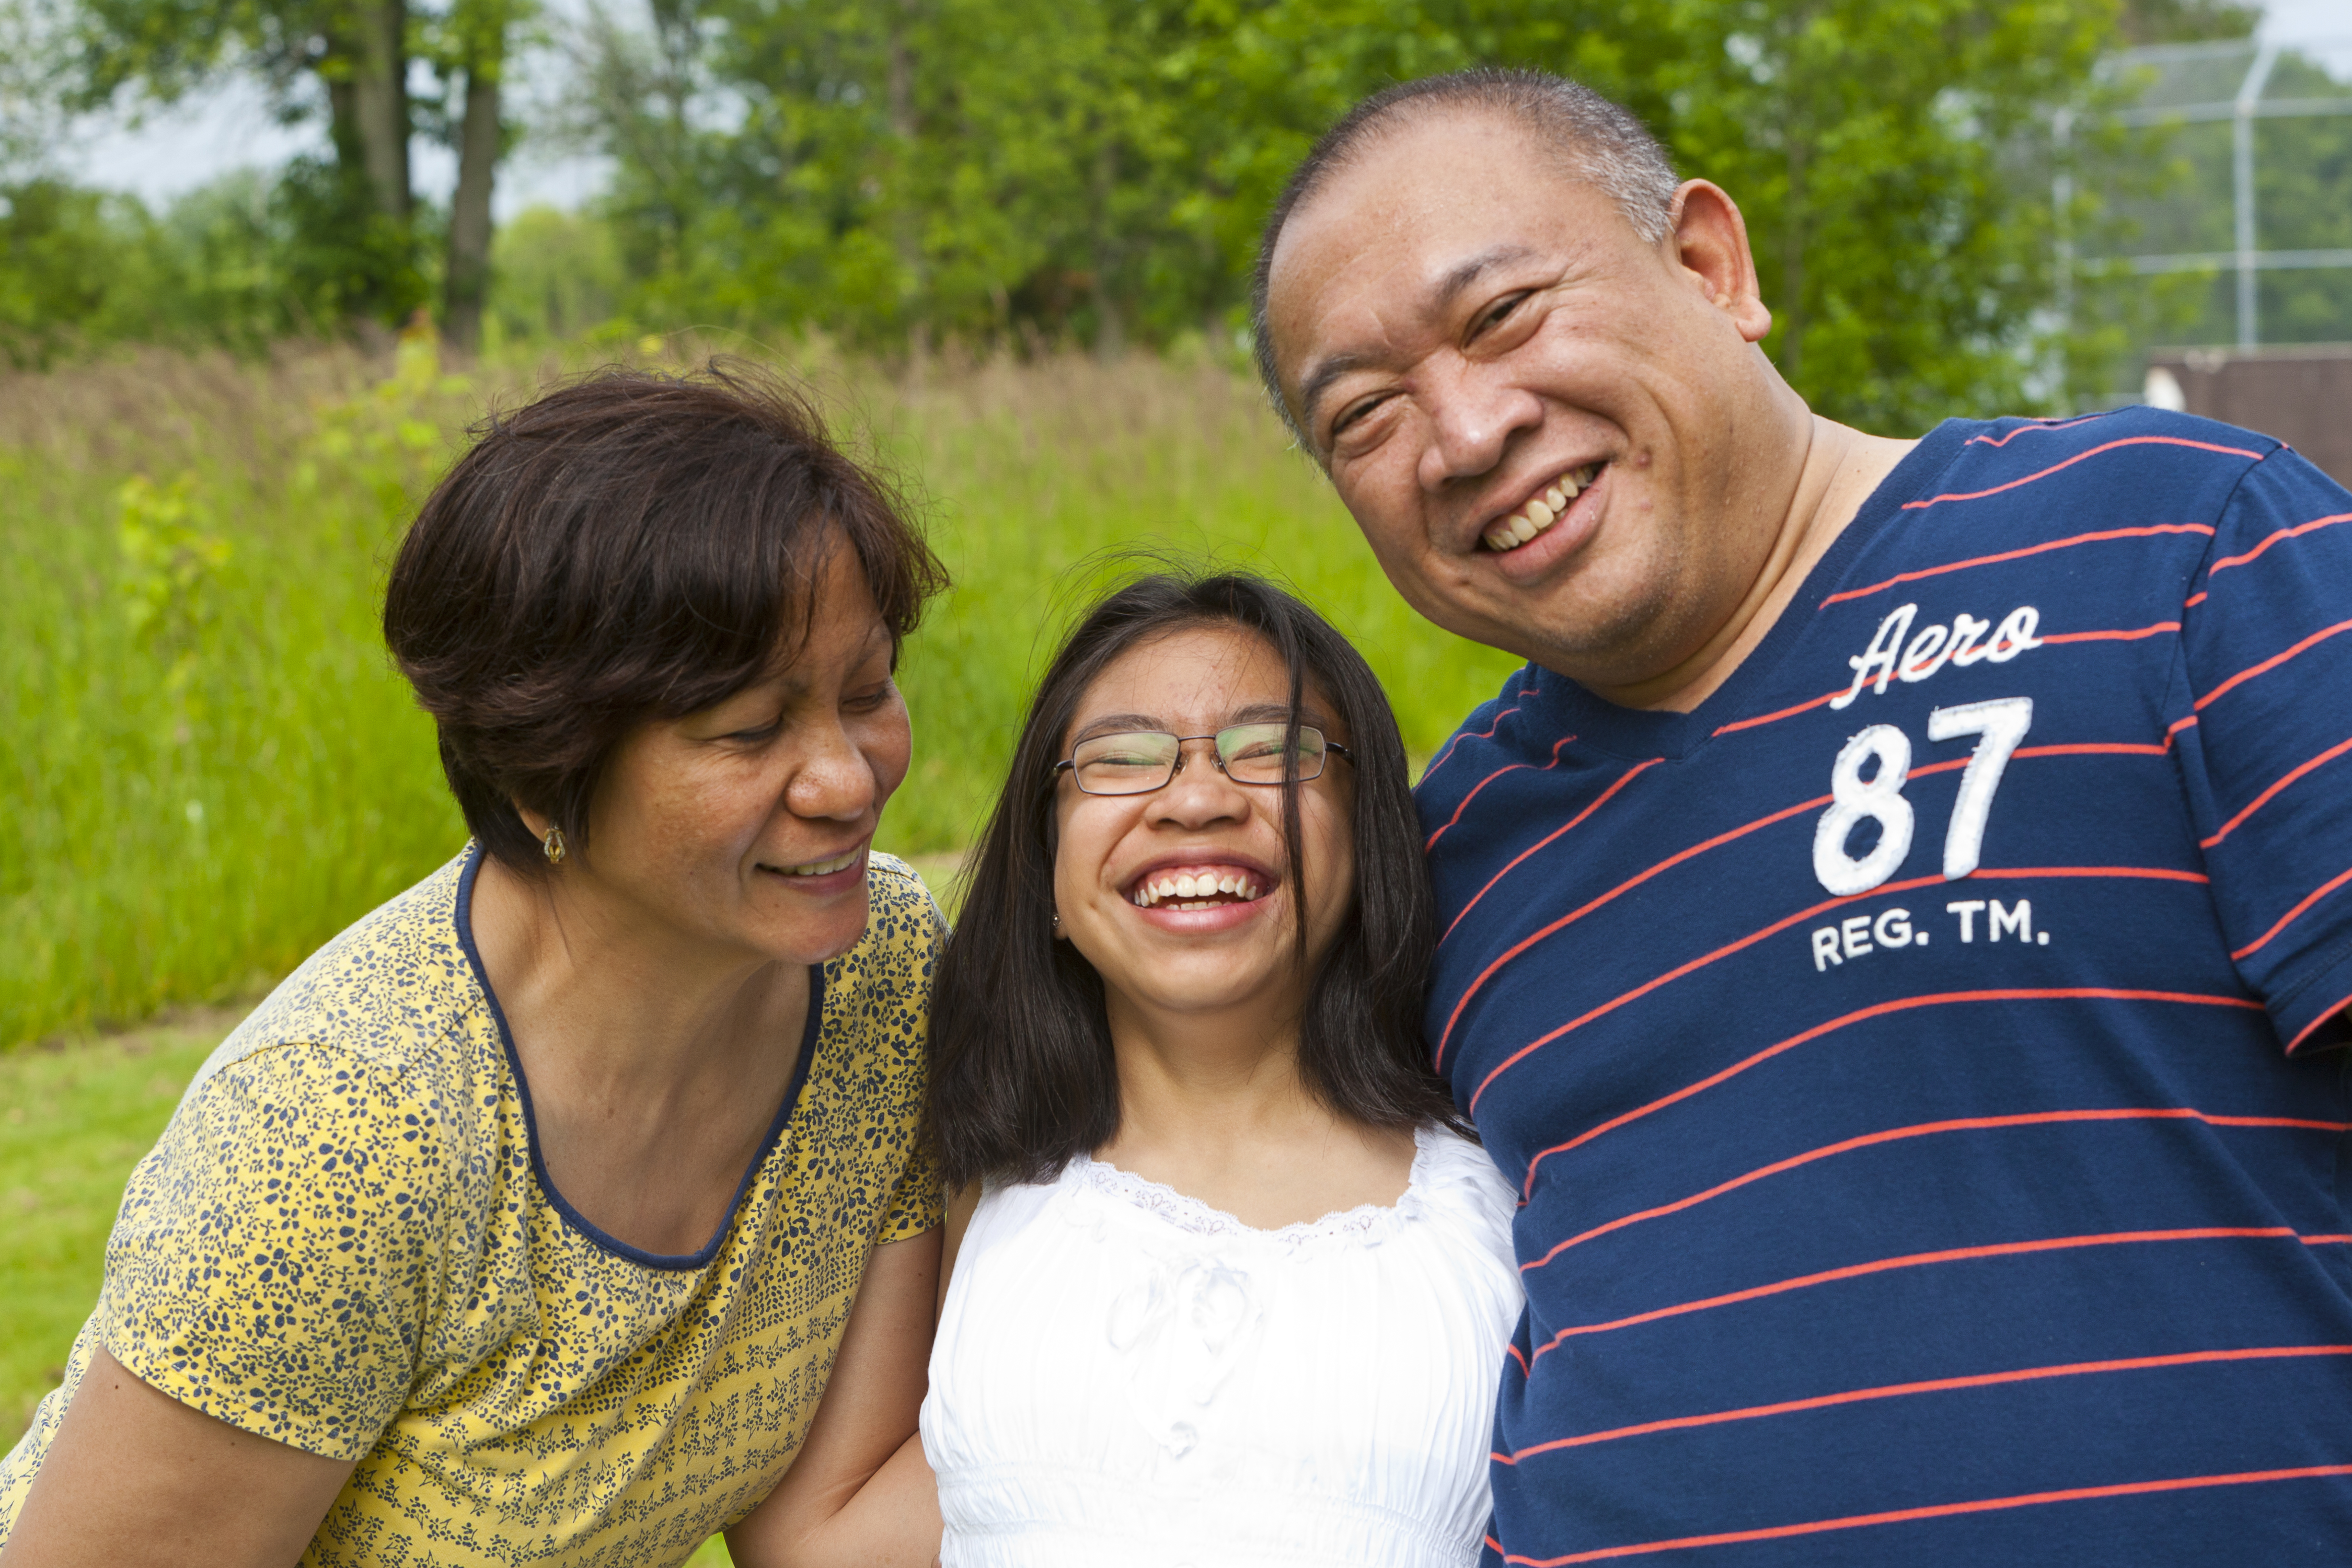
[1264,109,1781,691]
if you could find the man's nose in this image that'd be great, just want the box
[1417,358,1542,491]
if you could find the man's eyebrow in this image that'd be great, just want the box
[1294,244,1543,439]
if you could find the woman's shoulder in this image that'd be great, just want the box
[189,848,495,1104]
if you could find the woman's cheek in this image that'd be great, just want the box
[860,698,915,809]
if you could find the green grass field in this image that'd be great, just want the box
[0,332,1519,1050]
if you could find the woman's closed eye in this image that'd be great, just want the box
[843,679,898,714]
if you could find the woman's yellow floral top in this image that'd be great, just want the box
[0,846,943,1566]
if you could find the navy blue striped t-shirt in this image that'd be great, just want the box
[1416,408,2352,1567]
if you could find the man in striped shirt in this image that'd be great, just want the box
[1254,67,2352,1565]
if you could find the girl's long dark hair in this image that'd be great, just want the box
[927,570,1461,1190]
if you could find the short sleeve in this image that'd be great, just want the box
[878,1136,943,1241]
[96,1042,449,1461]
[2174,446,2352,1052]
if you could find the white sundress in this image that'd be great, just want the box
[920,1123,1525,1567]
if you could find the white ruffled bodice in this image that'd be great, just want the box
[919,1124,1525,1567]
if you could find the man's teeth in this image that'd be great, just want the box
[1129,870,1265,908]
[1483,463,1602,552]
[783,850,860,877]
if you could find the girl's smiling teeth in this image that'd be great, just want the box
[1482,462,1604,553]
[1128,864,1268,910]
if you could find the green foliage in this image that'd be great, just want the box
[556,0,2172,429]
[0,179,168,364]
[483,203,624,346]
[2116,0,2256,46]
[271,152,435,327]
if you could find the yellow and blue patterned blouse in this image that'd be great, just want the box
[0,845,943,1566]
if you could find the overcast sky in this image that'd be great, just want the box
[57,0,2352,220]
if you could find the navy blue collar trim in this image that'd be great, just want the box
[453,844,825,1272]
[1524,418,1980,760]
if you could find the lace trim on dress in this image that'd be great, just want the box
[1074,1124,1458,1247]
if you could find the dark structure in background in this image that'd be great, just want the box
[2145,347,2352,487]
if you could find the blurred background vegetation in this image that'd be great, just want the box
[1,0,2338,413]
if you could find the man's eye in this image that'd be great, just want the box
[1475,293,1530,337]
[1330,393,1389,441]
[726,721,782,744]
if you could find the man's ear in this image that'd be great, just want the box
[1667,179,1772,345]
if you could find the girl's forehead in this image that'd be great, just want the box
[1076,626,1290,720]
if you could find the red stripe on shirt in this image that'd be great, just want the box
[1494,1344,2352,1466]
[1426,736,1576,851]
[2042,621,2180,644]
[1500,988,2264,1186]
[2290,994,2352,1055]
[1897,437,2264,511]
[2234,866,2352,961]
[1516,1225,2315,1375]
[1434,757,1664,968]
[2195,617,2352,711]
[1422,696,1529,783]
[1712,688,1849,736]
[1437,776,1810,1065]
[1818,524,2218,608]
[1493,1463,2352,1565]
[2201,734,2352,848]
[2206,511,2352,578]
[1475,851,2207,1120]
[1520,1106,2347,1272]
[1963,414,2116,446]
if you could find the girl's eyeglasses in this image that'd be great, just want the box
[1054,723,1353,797]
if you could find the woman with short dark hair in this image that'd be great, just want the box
[1,363,952,1566]
[918,572,1523,1566]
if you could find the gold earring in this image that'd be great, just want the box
[543,826,567,865]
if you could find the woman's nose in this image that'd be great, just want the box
[786,721,878,821]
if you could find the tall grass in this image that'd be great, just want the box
[0,333,1521,1047]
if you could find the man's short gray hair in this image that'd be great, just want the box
[1249,68,1679,445]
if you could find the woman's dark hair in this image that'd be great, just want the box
[384,360,945,872]
[927,569,1461,1189]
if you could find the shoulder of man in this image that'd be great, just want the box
[1918,407,2283,522]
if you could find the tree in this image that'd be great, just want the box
[64,0,530,338]
[424,0,528,349]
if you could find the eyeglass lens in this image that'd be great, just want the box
[1069,723,1328,795]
